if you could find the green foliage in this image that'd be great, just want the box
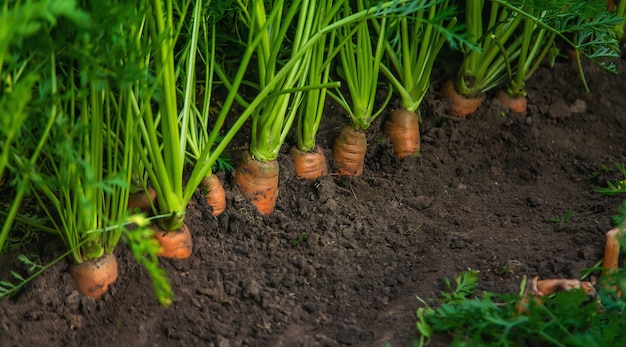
[377,0,471,113]
[290,232,308,247]
[122,215,173,307]
[416,270,626,347]
[456,0,621,97]
[0,254,45,299]
[495,0,622,92]
[0,0,89,257]
[1,216,172,307]
[608,0,626,41]
[596,162,626,226]
[547,208,573,224]
[596,163,626,196]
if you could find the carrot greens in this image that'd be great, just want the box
[0,0,88,254]
[295,0,338,154]
[454,0,524,98]
[376,0,467,114]
[494,0,622,93]
[330,0,391,132]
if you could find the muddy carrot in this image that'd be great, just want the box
[383,108,420,158]
[234,151,279,216]
[200,174,226,216]
[496,89,527,114]
[152,224,193,259]
[332,125,367,177]
[290,145,328,180]
[69,253,119,299]
[440,80,486,119]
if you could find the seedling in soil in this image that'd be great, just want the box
[290,232,308,247]
[596,163,626,196]
[547,208,573,223]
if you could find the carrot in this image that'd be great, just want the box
[290,145,328,180]
[601,228,622,295]
[440,80,486,119]
[496,89,527,114]
[199,174,226,216]
[127,187,156,212]
[152,223,193,259]
[603,228,621,276]
[535,278,596,296]
[69,253,118,299]
[332,125,367,177]
[383,108,420,158]
[234,150,279,216]
[518,276,596,314]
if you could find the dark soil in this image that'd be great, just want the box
[2,57,626,347]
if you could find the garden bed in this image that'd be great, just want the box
[1,57,626,346]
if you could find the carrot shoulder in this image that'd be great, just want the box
[200,174,226,216]
[440,80,486,119]
[384,108,420,158]
[332,125,367,177]
[152,223,193,259]
[290,145,328,180]
[496,89,527,114]
[517,276,596,314]
[234,150,279,216]
[69,253,118,299]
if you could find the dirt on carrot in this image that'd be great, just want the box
[200,174,226,216]
[234,150,279,216]
[290,145,328,180]
[331,124,367,177]
[440,80,486,118]
[68,253,118,299]
[383,108,420,158]
[496,89,528,114]
[152,224,193,259]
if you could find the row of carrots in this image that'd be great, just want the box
[6,0,624,305]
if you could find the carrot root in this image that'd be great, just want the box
[603,228,621,276]
[69,253,118,299]
[383,108,420,158]
[234,150,279,216]
[290,145,328,180]
[200,174,226,216]
[440,80,486,119]
[332,125,367,177]
[127,187,156,212]
[152,223,193,259]
[517,276,597,314]
[496,89,527,114]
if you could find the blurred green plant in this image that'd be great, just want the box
[548,208,573,224]
[0,0,89,254]
[415,269,626,346]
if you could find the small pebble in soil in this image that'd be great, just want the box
[65,291,81,310]
[216,335,230,347]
